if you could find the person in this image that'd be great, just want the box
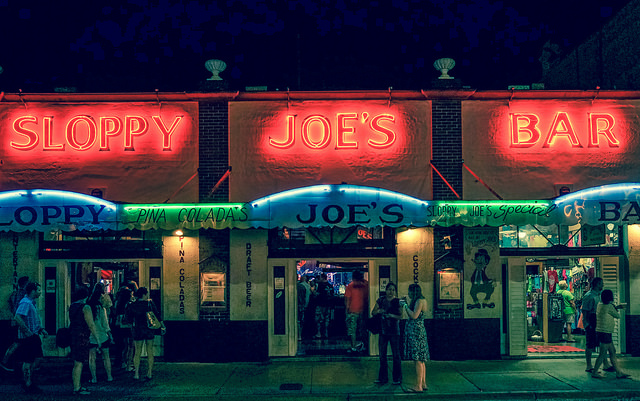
[401,283,430,393]
[591,290,630,379]
[13,282,47,394]
[1,275,29,372]
[344,270,368,353]
[557,280,576,342]
[87,283,114,383]
[314,274,334,339]
[467,249,495,309]
[581,277,613,373]
[70,286,101,395]
[126,287,166,381]
[371,281,402,385]
[296,275,310,341]
[113,284,135,371]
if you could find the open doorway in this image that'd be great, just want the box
[526,257,595,356]
[297,259,369,356]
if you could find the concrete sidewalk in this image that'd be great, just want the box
[1,355,639,400]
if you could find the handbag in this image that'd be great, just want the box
[146,301,162,330]
[56,327,72,348]
[366,314,382,334]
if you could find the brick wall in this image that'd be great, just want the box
[199,101,231,322]
[431,100,462,200]
[432,99,464,320]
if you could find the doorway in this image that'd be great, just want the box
[525,257,596,357]
[297,259,369,356]
[267,257,395,357]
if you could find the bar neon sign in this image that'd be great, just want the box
[269,112,397,150]
[510,112,619,148]
[10,114,184,151]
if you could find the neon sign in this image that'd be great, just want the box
[510,112,618,148]
[269,113,397,150]
[10,114,184,151]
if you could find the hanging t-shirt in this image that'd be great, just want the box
[547,270,558,293]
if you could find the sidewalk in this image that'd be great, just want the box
[1,355,639,400]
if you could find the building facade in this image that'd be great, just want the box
[1,89,639,362]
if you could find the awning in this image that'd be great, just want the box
[3,183,640,232]
[0,189,118,232]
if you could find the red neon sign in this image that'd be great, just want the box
[10,114,184,151]
[510,112,619,148]
[269,112,397,150]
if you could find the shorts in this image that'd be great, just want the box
[89,340,111,349]
[564,313,575,324]
[132,327,156,341]
[346,312,363,337]
[585,325,599,349]
[597,332,613,344]
[16,335,43,363]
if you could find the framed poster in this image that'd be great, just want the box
[438,270,461,300]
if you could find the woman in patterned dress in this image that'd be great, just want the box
[402,283,429,393]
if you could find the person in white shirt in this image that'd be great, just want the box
[591,290,630,379]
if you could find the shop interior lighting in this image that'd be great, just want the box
[174,230,184,236]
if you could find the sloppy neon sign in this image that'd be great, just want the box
[510,112,619,148]
[10,114,184,151]
[269,112,397,150]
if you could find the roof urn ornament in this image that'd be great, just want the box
[433,58,455,79]
[205,59,226,81]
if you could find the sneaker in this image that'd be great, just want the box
[604,366,616,372]
[0,362,14,372]
[617,373,631,379]
[355,342,365,352]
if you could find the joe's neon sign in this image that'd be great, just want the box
[10,115,184,151]
[510,112,619,148]
[269,113,397,150]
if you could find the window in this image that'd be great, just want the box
[499,223,619,249]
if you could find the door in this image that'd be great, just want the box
[601,256,624,352]
[507,257,527,357]
[267,258,297,356]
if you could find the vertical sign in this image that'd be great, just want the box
[273,265,285,335]
[230,230,268,320]
[163,235,199,320]
[396,228,434,316]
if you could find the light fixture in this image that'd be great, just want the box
[174,230,184,236]
[205,59,226,81]
[433,58,455,79]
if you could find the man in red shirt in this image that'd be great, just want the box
[345,271,368,353]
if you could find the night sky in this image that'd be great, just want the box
[0,0,630,93]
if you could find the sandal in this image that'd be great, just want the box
[73,387,91,395]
